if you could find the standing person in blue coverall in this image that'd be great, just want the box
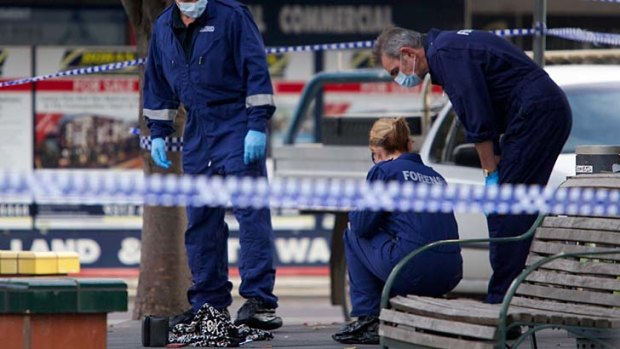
[332,117,463,345]
[143,0,282,330]
[373,27,572,304]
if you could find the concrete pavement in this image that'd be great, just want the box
[107,276,580,348]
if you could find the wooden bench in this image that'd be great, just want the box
[379,174,620,349]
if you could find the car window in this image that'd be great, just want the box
[562,83,620,153]
[429,108,469,164]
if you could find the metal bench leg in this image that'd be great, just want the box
[529,328,538,349]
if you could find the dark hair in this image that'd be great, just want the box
[372,27,424,66]
[369,117,411,153]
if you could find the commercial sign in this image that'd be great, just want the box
[243,0,465,46]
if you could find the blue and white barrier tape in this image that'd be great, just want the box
[139,135,183,152]
[491,28,535,37]
[5,27,619,89]
[265,40,374,54]
[0,58,146,88]
[0,41,375,88]
[1,171,619,216]
[130,128,182,152]
[547,28,620,47]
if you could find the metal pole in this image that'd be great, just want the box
[533,0,547,67]
[464,0,472,29]
[313,51,324,143]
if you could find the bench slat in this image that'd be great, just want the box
[406,297,511,320]
[511,297,620,320]
[542,216,620,232]
[535,227,620,246]
[517,283,620,307]
[529,241,620,261]
[526,270,620,292]
[562,177,620,189]
[380,325,495,349]
[391,296,527,326]
[526,255,620,276]
[511,304,612,328]
[380,308,497,340]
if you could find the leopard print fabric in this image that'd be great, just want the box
[168,303,273,347]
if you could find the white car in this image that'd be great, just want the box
[419,65,620,293]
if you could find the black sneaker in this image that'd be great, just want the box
[332,315,380,345]
[506,326,522,340]
[234,298,283,330]
[169,308,195,329]
[169,307,230,328]
[219,308,231,321]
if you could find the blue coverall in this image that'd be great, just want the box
[346,153,463,317]
[143,1,277,312]
[424,29,572,303]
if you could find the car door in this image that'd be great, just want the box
[419,103,492,292]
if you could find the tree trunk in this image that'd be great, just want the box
[120,0,192,319]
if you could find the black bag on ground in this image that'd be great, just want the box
[142,315,169,347]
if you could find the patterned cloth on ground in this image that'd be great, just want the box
[169,303,273,347]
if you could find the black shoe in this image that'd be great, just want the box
[169,308,195,328]
[332,315,380,345]
[219,308,231,321]
[506,326,522,340]
[169,307,230,328]
[234,298,283,330]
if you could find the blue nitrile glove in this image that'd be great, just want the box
[485,170,499,186]
[484,170,499,216]
[244,130,266,165]
[151,137,172,169]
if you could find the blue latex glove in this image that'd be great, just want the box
[151,138,172,169]
[485,170,500,186]
[244,130,266,165]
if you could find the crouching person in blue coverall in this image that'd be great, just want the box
[373,27,572,304]
[332,117,463,345]
[143,0,282,330]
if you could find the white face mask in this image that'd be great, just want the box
[177,0,208,19]
[394,54,422,88]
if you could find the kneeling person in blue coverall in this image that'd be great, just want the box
[332,117,463,345]
[144,0,281,330]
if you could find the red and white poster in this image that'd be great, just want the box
[34,47,142,169]
[0,46,33,172]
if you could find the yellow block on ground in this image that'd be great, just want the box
[0,251,18,274]
[18,252,58,275]
[56,252,80,274]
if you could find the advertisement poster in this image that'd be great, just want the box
[34,47,141,169]
[0,46,33,172]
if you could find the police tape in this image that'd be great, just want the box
[3,27,620,89]
[547,28,620,46]
[265,40,373,54]
[1,171,619,216]
[138,135,183,152]
[0,58,147,88]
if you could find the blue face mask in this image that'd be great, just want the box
[177,0,208,19]
[394,55,422,88]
